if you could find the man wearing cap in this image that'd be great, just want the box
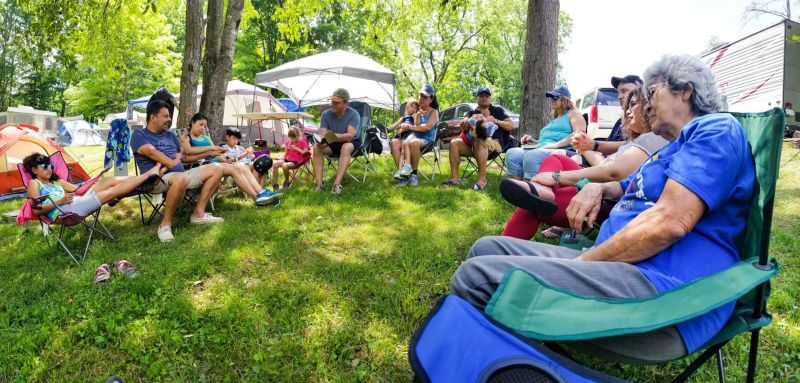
[444,86,515,190]
[572,75,643,161]
[312,88,361,194]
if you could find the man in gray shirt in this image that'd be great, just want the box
[312,88,361,194]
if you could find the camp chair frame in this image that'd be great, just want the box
[411,123,448,182]
[286,160,313,184]
[16,155,116,265]
[483,109,785,383]
[459,135,520,181]
[134,162,204,226]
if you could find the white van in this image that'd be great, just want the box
[574,87,621,139]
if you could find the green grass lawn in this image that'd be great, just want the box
[1,145,799,382]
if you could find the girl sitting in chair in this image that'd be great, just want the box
[271,125,311,191]
[23,153,160,221]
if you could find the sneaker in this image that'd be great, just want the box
[93,264,111,283]
[272,183,280,192]
[282,181,292,190]
[331,184,343,194]
[255,189,282,206]
[408,174,419,187]
[157,226,174,242]
[113,260,138,278]
[190,213,224,225]
[313,184,325,192]
[393,168,405,180]
[397,177,410,187]
[399,163,413,177]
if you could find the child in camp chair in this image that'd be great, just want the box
[389,99,421,180]
[271,125,310,191]
[23,153,160,221]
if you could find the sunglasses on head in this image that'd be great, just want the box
[39,163,54,171]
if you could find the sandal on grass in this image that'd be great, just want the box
[113,260,138,278]
[499,178,558,216]
[542,226,565,239]
[442,180,459,187]
[93,264,111,284]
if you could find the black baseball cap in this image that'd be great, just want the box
[610,75,643,88]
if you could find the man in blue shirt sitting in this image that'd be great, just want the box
[131,100,225,242]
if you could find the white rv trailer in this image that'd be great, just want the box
[701,19,800,133]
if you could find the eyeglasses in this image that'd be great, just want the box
[645,82,668,104]
[330,100,344,106]
[419,94,430,99]
[38,163,54,171]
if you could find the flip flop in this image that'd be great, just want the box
[542,226,565,239]
[472,183,487,191]
[113,260,138,278]
[442,180,459,187]
[93,264,111,284]
[499,178,558,216]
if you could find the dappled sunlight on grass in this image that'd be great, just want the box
[2,146,799,381]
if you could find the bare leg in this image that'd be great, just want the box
[448,139,462,183]
[94,164,162,204]
[161,172,189,229]
[390,138,403,168]
[193,163,224,218]
[312,144,327,186]
[236,162,263,193]
[408,138,422,170]
[271,159,285,184]
[333,142,354,186]
[222,163,257,198]
[474,141,489,187]
[283,163,292,183]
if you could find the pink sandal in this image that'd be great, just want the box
[93,264,111,284]
[113,260,138,278]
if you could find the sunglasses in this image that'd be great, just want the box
[38,163,54,171]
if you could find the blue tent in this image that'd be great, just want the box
[278,98,305,112]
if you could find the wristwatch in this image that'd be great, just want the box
[551,170,561,183]
[593,140,600,151]
[576,177,590,189]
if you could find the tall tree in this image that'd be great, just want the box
[200,0,245,135]
[520,0,560,137]
[743,0,798,23]
[177,0,206,132]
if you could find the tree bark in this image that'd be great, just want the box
[177,0,206,133]
[200,0,243,138]
[519,0,560,138]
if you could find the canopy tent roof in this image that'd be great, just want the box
[254,50,397,110]
[233,112,314,121]
[128,80,272,109]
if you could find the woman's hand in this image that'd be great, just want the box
[531,172,557,187]
[571,133,594,151]
[566,183,603,232]
[520,134,535,144]
[59,192,75,205]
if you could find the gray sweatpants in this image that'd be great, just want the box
[450,236,687,363]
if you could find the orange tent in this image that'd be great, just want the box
[0,124,90,199]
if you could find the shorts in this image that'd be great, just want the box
[155,165,209,193]
[327,139,360,157]
[452,137,503,157]
[59,189,102,217]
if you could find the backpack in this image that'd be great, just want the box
[148,85,176,118]
[409,295,627,383]
[362,126,383,155]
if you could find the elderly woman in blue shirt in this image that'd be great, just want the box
[451,54,755,362]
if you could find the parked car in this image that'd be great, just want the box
[438,103,520,142]
[574,87,620,139]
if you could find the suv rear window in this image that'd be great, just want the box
[596,88,620,106]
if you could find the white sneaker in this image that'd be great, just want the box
[190,213,225,225]
[157,226,174,242]
[399,163,413,177]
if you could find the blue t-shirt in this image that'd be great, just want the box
[321,106,360,137]
[130,127,185,173]
[594,113,755,353]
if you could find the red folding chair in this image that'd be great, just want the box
[16,152,116,265]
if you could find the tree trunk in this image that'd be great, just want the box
[519,0,560,138]
[200,0,244,138]
[177,0,206,133]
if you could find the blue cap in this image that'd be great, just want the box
[419,84,435,97]
[475,86,492,96]
[545,85,571,99]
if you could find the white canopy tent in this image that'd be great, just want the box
[254,50,397,110]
